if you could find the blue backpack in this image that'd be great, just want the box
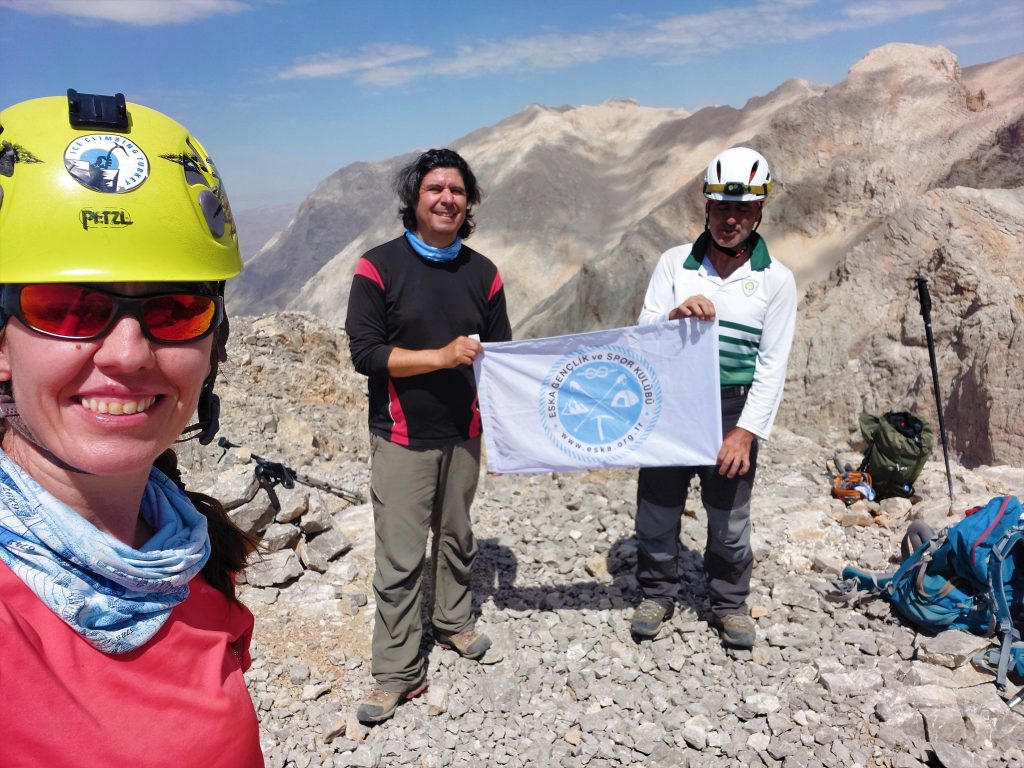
[841,495,1024,697]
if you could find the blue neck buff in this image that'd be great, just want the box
[405,229,462,263]
[0,448,210,654]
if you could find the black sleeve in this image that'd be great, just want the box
[483,271,513,343]
[344,270,393,377]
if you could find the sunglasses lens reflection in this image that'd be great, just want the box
[20,284,115,338]
[17,285,217,342]
[142,294,217,341]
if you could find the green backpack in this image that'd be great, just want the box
[858,411,933,499]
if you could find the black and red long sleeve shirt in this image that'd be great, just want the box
[345,235,512,448]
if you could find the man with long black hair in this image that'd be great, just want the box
[346,149,511,723]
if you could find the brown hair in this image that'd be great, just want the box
[153,449,260,601]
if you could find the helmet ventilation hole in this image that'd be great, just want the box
[198,189,225,238]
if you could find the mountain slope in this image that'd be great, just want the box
[290,99,699,327]
[228,155,415,313]
[515,46,1024,467]
[226,44,1024,467]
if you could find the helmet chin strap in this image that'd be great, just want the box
[708,236,751,260]
[178,379,221,446]
[704,206,763,259]
[179,314,228,447]
[0,382,90,474]
[1,380,221,471]
[0,287,228,465]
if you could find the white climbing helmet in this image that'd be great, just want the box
[703,147,772,201]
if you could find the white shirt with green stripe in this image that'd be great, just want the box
[638,231,797,440]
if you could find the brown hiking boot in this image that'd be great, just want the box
[356,676,428,724]
[714,612,756,649]
[434,627,492,660]
[631,599,672,638]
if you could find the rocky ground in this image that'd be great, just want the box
[181,314,1024,768]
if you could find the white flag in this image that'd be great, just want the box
[473,319,722,473]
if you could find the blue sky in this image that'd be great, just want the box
[2,0,1021,211]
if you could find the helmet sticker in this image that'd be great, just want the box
[1,141,44,177]
[64,134,150,193]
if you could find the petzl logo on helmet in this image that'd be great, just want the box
[539,345,662,464]
[80,209,134,230]
[64,135,150,193]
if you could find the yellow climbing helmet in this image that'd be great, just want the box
[0,89,241,283]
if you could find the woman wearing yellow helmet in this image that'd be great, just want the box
[0,91,263,766]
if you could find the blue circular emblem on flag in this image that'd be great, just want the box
[539,344,662,464]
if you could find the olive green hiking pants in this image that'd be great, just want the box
[368,434,481,690]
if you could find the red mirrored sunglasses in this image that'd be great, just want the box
[0,284,223,344]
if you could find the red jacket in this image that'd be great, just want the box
[0,561,264,767]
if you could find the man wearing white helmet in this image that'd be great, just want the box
[631,147,797,649]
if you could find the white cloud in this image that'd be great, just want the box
[277,44,431,81]
[842,0,953,25]
[275,0,973,87]
[926,3,1023,47]
[0,0,247,26]
[440,33,614,76]
[340,33,619,87]
[936,2,1024,31]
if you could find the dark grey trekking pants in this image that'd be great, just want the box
[369,434,481,691]
[634,389,758,617]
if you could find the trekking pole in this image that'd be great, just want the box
[217,437,365,509]
[1009,687,1024,709]
[915,278,954,502]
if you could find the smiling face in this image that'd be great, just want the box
[706,199,763,251]
[0,282,213,484]
[414,167,467,248]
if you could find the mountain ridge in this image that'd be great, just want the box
[226,44,1024,467]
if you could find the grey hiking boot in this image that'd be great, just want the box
[434,627,492,660]
[356,675,428,724]
[631,599,672,638]
[715,612,756,649]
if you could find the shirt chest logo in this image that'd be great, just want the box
[742,278,759,297]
